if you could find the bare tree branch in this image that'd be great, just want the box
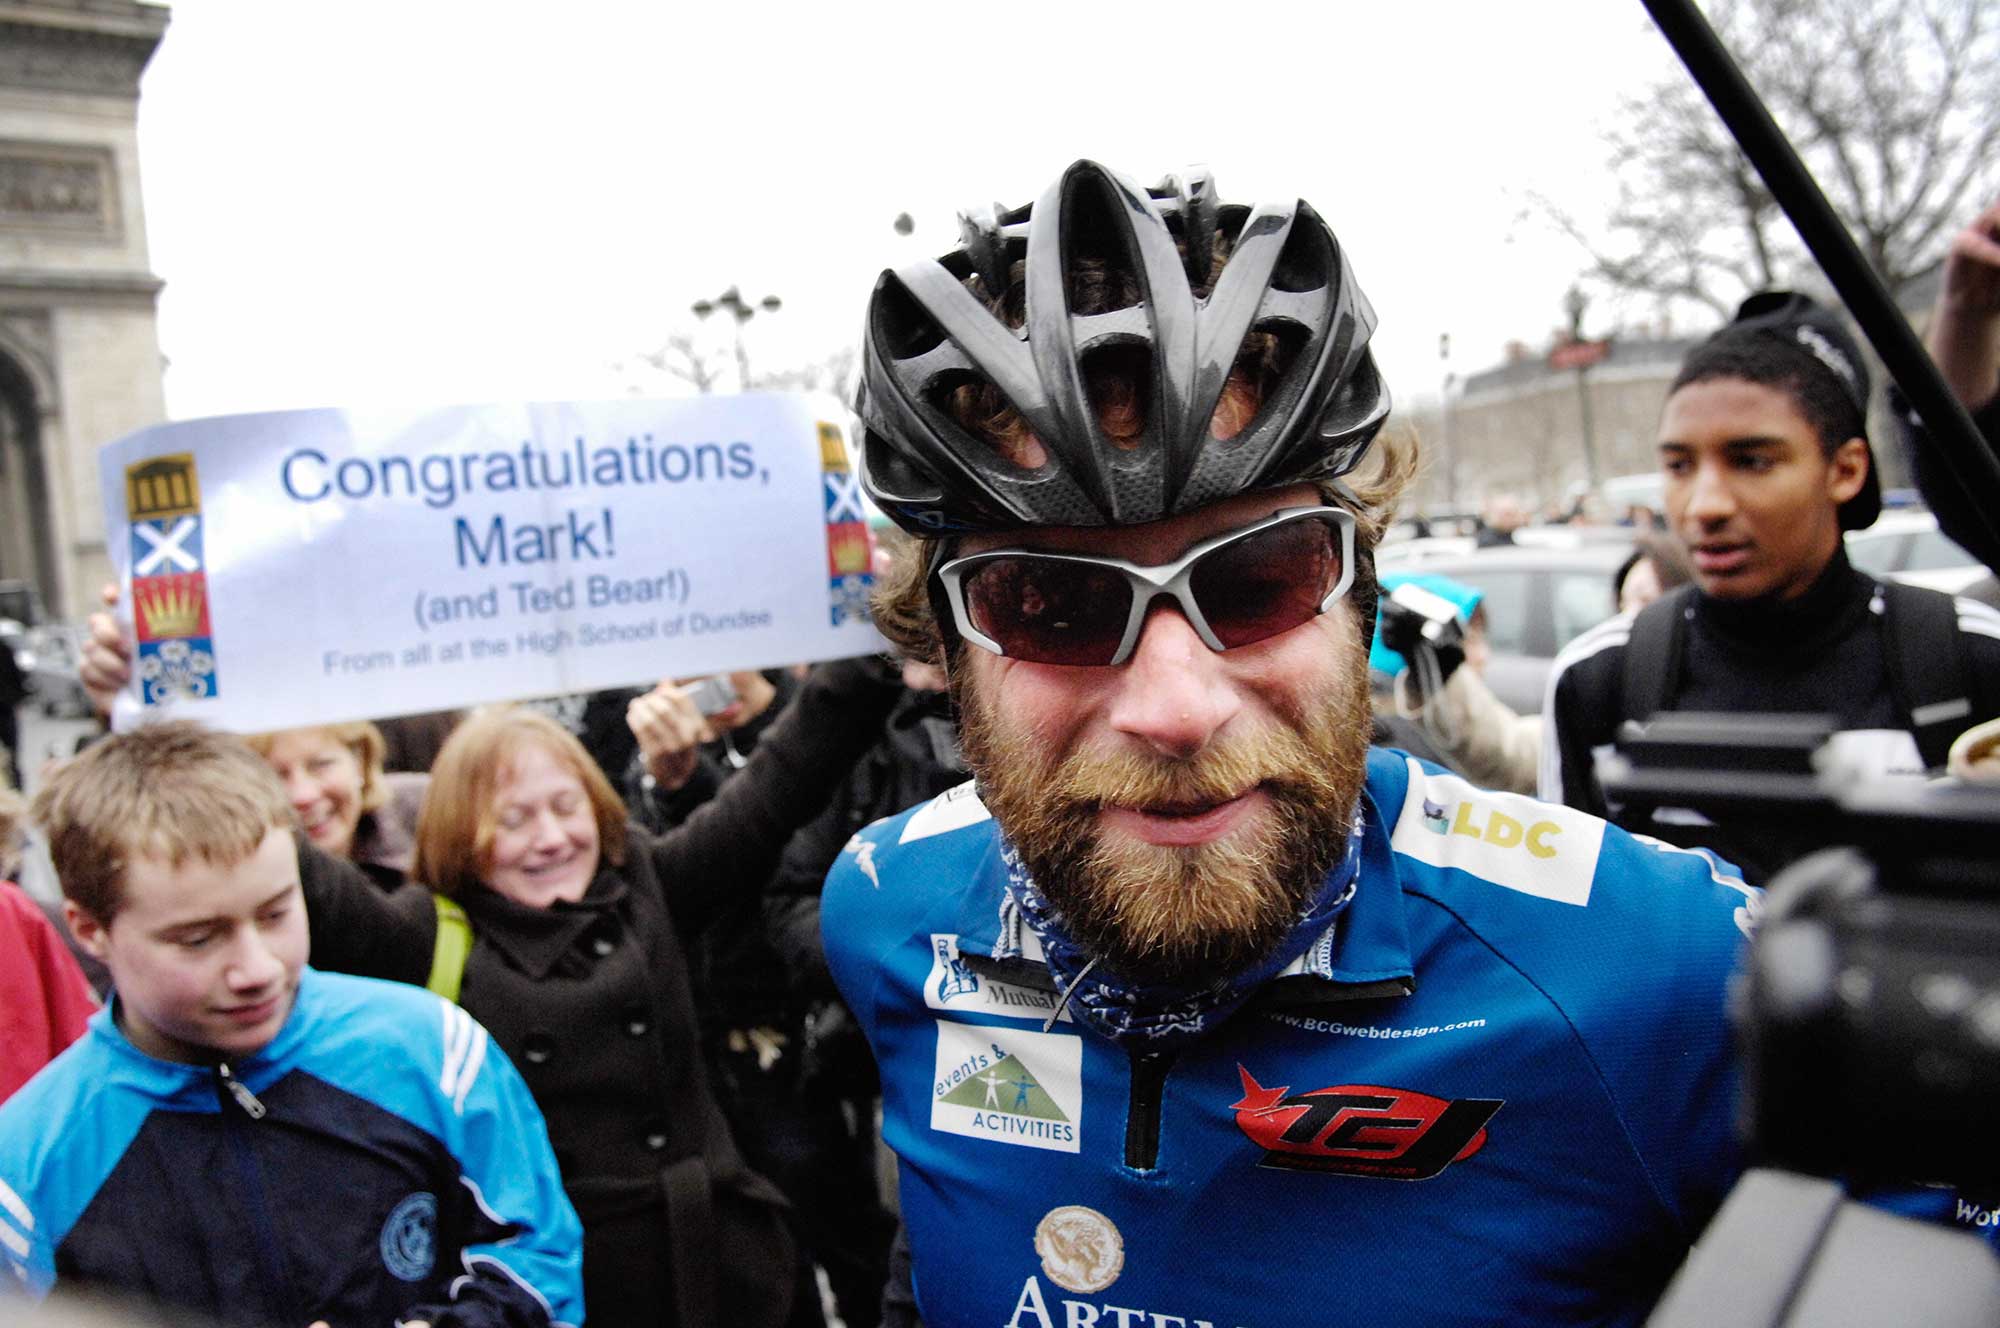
[632,333,725,394]
[1545,0,2000,324]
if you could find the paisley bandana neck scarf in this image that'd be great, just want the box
[995,806,1364,1050]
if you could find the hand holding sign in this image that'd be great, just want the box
[625,682,709,792]
[79,582,131,720]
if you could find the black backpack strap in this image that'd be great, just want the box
[1620,585,1695,727]
[1878,580,1973,770]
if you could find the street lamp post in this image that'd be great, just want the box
[1438,332,1459,511]
[691,286,782,391]
[1559,286,1606,492]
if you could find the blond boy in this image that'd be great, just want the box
[2,722,582,1328]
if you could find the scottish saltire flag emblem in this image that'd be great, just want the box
[817,422,875,627]
[131,516,203,576]
[125,453,219,705]
[824,469,865,523]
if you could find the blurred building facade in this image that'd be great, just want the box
[1408,274,1946,520]
[0,0,169,619]
[1422,334,1697,517]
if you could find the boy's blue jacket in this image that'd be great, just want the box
[0,966,583,1328]
[825,747,1766,1328]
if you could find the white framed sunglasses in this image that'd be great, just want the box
[934,505,1358,667]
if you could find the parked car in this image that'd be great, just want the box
[25,621,93,718]
[1844,510,1987,595]
[4,616,92,720]
[1379,543,1633,714]
[0,579,44,629]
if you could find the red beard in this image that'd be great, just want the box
[955,645,1373,985]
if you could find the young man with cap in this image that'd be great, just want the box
[821,160,1778,1328]
[1540,292,2000,877]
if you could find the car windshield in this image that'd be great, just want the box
[1904,527,1977,572]
[1465,569,1536,655]
[1844,530,1903,576]
[1552,571,1616,647]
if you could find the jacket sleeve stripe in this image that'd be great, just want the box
[0,1177,32,1234]
[456,1173,507,1227]
[1955,599,2000,642]
[453,1251,571,1327]
[1538,621,1630,803]
[0,1217,28,1259]
[452,1026,488,1115]
[439,1001,474,1102]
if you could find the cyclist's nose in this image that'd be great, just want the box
[1103,601,1242,760]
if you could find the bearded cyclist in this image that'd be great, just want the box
[822,161,1772,1328]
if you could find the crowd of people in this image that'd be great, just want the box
[1,167,1998,1328]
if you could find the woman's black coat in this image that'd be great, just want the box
[299,657,902,1328]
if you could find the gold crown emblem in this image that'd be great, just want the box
[829,530,871,575]
[137,580,205,638]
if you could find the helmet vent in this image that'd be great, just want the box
[1213,205,1252,248]
[875,276,947,359]
[1217,324,1305,443]
[1316,352,1388,441]
[1060,172,1146,317]
[1082,345,1151,452]
[1268,218,1333,296]
[933,371,1051,472]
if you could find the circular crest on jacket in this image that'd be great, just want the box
[856,160,1391,534]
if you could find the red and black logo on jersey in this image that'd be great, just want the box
[1231,1065,1502,1180]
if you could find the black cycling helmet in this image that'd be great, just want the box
[856,160,1390,534]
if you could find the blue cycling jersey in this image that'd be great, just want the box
[826,747,1768,1328]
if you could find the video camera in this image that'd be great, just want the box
[1596,716,2000,1325]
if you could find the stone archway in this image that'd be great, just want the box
[0,2,172,617]
[0,343,57,614]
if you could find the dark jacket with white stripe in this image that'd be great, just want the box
[0,968,582,1328]
[1539,550,2000,880]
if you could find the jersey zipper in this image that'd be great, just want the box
[213,1062,301,1323]
[217,1061,266,1118]
[1123,1050,1176,1172]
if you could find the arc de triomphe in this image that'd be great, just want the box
[0,0,169,620]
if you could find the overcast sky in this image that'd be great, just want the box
[134,1,1686,423]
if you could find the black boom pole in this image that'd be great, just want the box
[1641,0,2000,556]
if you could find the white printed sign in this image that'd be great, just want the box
[100,393,885,733]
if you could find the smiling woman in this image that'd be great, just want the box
[412,709,622,910]
[245,722,427,890]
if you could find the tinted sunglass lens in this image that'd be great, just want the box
[963,558,1133,665]
[1191,518,1341,649]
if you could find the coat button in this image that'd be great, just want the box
[522,1033,556,1065]
[621,1003,649,1037]
[592,936,616,957]
[645,1131,669,1151]
[642,1115,671,1151]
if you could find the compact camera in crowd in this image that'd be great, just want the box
[1380,581,1468,660]
[682,674,738,717]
